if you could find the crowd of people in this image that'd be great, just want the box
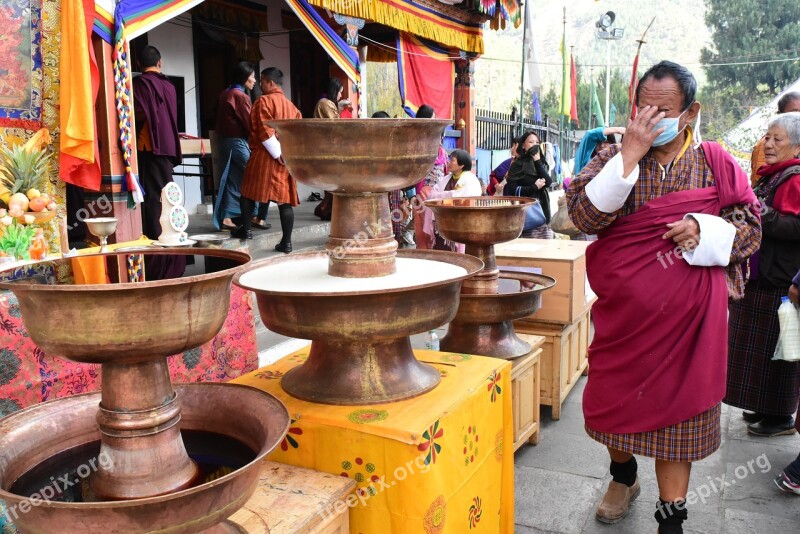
[133,50,800,534]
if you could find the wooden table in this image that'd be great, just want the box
[229,461,355,533]
[232,349,515,533]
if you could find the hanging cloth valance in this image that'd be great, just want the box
[306,0,484,54]
[284,0,361,83]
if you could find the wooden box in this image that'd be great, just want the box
[228,460,355,533]
[515,310,591,421]
[511,335,544,450]
[179,137,211,157]
[496,238,596,325]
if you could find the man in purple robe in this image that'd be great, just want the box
[133,46,185,278]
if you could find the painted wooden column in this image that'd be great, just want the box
[331,13,365,117]
[86,35,143,245]
[454,57,477,155]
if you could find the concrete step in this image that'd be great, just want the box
[187,201,330,261]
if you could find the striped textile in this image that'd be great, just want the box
[94,0,204,44]
[725,282,800,416]
[586,404,722,462]
[284,0,360,83]
[521,224,553,239]
[111,14,143,203]
[241,88,301,206]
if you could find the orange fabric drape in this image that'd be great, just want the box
[59,0,101,190]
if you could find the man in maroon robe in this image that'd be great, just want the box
[567,61,761,534]
[133,45,184,278]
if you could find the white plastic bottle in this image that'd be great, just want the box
[425,330,440,351]
[775,297,800,361]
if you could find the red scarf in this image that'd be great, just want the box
[583,142,756,433]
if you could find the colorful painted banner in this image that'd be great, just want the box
[0,0,43,130]
[284,0,360,83]
[397,33,454,119]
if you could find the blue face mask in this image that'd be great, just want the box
[652,107,691,147]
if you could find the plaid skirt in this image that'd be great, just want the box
[724,282,800,416]
[571,232,598,242]
[585,404,722,462]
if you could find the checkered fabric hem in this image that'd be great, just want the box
[585,404,722,462]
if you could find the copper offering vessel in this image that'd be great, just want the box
[0,383,289,533]
[278,118,453,278]
[425,197,556,358]
[0,249,290,532]
[84,217,117,253]
[235,119,484,405]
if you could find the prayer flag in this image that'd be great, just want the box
[591,79,605,127]
[532,91,542,122]
[628,18,656,121]
[629,51,640,120]
[570,54,579,126]
[522,1,541,94]
[559,25,570,117]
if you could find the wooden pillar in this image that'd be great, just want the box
[86,35,143,245]
[454,57,477,155]
[357,45,368,118]
[329,13,365,117]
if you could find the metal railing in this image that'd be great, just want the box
[475,108,579,165]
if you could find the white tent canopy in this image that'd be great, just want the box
[719,77,800,170]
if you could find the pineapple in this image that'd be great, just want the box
[0,144,51,202]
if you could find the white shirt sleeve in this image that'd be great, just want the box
[429,172,482,199]
[585,152,640,213]
[262,135,281,159]
[681,213,736,267]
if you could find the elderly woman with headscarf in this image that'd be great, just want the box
[725,111,800,437]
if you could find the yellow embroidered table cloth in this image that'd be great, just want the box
[232,349,514,533]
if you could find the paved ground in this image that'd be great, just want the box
[207,195,800,533]
[514,379,800,534]
[186,199,331,353]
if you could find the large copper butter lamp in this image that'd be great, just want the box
[0,249,290,533]
[235,119,484,405]
[425,197,556,358]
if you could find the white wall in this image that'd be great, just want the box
[259,0,292,98]
[147,23,204,213]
